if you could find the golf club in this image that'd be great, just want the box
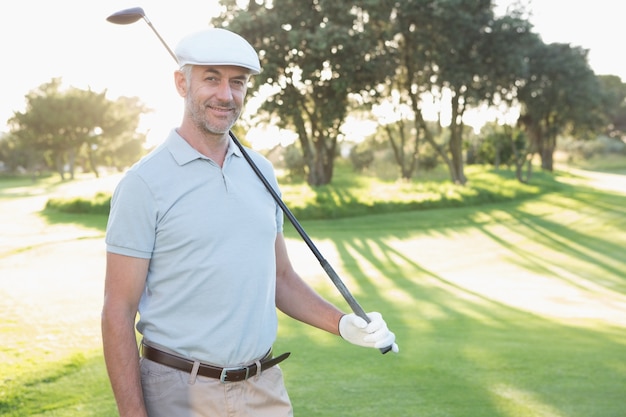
[106,7,392,354]
[106,7,177,63]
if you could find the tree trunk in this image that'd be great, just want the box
[68,148,76,180]
[449,134,466,184]
[87,146,100,178]
[507,125,531,184]
[293,108,335,187]
[450,96,467,185]
[494,143,501,171]
[409,97,460,184]
[385,121,418,180]
[55,152,65,181]
[540,136,556,171]
[306,133,335,186]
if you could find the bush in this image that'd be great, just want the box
[45,192,111,215]
[43,166,560,220]
[283,143,306,179]
[349,144,374,172]
[559,135,626,160]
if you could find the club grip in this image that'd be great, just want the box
[361,314,393,354]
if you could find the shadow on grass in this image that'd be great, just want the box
[0,351,116,417]
[276,259,626,417]
[479,187,626,294]
[276,266,626,417]
[279,182,626,417]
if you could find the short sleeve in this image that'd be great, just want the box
[105,172,157,259]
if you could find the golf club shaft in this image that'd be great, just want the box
[230,132,392,355]
[143,18,178,62]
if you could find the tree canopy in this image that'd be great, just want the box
[597,74,626,141]
[212,0,617,185]
[516,42,602,171]
[7,78,149,179]
[214,0,392,186]
[364,0,538,184]
[5,1,623,185]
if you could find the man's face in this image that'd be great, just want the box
[182,65,250,137]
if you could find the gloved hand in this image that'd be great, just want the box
[339,312,399,353]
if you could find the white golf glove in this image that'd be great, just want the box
[339,312,399,353]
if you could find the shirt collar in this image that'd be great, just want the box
[166,129,242,166]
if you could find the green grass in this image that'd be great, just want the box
[560,152,626,173]
[0,352,117,417]
[278,165,551,219]
[277,184,626,417]
[1,166,625,416]
[42,165,558,220]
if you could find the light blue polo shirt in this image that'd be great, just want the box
[106,129,284,366]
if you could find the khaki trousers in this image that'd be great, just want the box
[140,357,293,417]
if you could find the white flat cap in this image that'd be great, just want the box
[175,28,261,74]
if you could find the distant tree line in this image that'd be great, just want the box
[2,1,625,185]
[215,0,626,184]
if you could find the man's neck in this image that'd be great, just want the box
[177,124,230,166]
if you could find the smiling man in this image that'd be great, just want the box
[101,28,397,417]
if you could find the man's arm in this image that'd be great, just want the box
[101,252,150,417]
[274,233,399,352]
[274,233,344,335]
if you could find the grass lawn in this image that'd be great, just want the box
[0,168,625,416]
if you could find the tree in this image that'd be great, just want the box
[97,96,150,173]
[365,0,536,184]
[8,78,148,179]
[384,117,421,179]
[476,122,532,182]
[516,42,602,171]
[0,131,42,174]
[214,0,389,186]
[597,75,626,141]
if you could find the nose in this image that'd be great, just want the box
[215,80,234,101]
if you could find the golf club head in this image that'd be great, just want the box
[106,7,146,25]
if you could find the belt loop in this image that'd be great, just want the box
[254,359,262,381]
[188,360,200,385]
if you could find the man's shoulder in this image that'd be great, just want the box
[127,137,178,178]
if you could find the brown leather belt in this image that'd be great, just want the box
[141,343,290,383]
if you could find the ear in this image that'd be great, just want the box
[174,70,187,97]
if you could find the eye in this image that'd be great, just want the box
[229,79,248,91]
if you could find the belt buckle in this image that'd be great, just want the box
[220,366,249,383]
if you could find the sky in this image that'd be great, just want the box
[1,0,624,149]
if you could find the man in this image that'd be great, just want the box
[102,28,398,417]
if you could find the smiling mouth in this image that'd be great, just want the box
[208,105,232,112]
